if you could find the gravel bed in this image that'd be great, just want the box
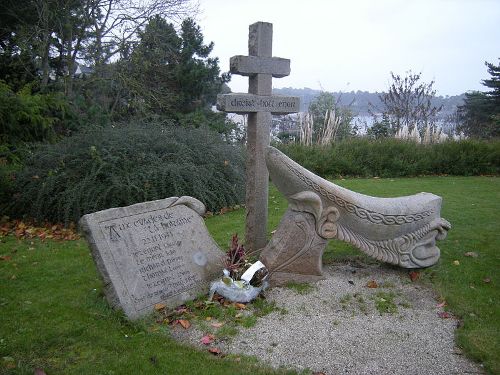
[171,263,484,375]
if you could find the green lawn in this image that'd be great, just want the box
[1,176,498,374]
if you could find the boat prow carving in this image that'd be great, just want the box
[260,146,451,281]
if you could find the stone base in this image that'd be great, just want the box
[260,209,328,283]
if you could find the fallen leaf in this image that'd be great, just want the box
[205,316,212,321]
[483,277,491,284]
[409,271,420,282]
[438,311,452,319]
[34,368,47,375]
[234,303,246,310]
[0,255,11,261]
[175,306,188,314]
[208,347,221,355]
[211,322,224,328]
[0,219,80,241]
[201,334,215,345]
[177,319,191,329]
[366,280,378,288]
[234,313,243,318]
[452,347,463,356]
[464,252,478,258]
[2,356,16,369]
[453,260,460,266]
[154,303,166,311]
[436,301,447,308]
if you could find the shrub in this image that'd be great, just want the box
[277,138,500,178]
[5,123,245,224]
[0,81,74,145]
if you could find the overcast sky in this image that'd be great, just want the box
[196,0,499,96]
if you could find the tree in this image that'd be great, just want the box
[482,60,500,104]
[119,16,229,118]
[370,71,442,135]
[367,114,391,139]
[176,18,229,112]
[458,60,500,139]
[307,91,354,144]
[85,0,197,70]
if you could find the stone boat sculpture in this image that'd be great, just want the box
[260,147,451,285]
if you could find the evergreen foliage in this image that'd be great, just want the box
[0,81,74,145]
[5,124,245,224]
[458,60,500,139]
[278,138,500,178]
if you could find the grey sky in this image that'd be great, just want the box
[197,0,499,96]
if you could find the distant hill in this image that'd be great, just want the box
[272,87,465,120]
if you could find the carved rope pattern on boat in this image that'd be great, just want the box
[283,160,433,225]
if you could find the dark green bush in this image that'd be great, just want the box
[278,138,500,178]
[5,123,245,224]
[0,81,75,145]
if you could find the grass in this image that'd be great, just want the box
[373,292,398,314]
[283,282,316,295]
[1,176,498,374]
[326,176,499,373]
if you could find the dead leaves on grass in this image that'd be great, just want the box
[0,220,79,241]
[174,319,191,329]
[366,280,378,288]
[208,347,222,355]
[437,311,452,319]
[200,334,215,345]
[408,271,420,282]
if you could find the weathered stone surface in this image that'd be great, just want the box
[216,94,300,114]
[230,55,290,77]
[260,209,328,286]
[261,147,451,277]
[79,196,223,319]
[216,21,300,253]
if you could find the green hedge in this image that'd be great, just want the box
[277,138,500,178]
[4,123,245,224]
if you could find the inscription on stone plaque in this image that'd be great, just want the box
[80,196,222,319]
[217,93,300,114]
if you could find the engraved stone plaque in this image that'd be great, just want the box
[79,196,223,319]
[217,93,300,114]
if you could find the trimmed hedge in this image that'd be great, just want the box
[4,123,245,224]
[277,138,500,178]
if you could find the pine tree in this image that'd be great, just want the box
[458,60,500,139]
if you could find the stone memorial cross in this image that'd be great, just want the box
[217,21,300,252]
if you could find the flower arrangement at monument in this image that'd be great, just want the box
[209,234,269,303]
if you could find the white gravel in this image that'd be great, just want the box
[171,263,484,375]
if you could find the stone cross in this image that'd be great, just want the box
[217,21,300,252]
